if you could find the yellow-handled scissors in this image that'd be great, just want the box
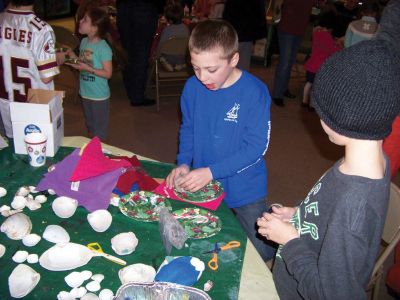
[204,241,241,271]
[87,242,126,266]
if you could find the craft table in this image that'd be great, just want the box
[0,137,279,299]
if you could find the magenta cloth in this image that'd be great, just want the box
[153,181,225,211]
[69,137,131,182]
[37,149,124,212]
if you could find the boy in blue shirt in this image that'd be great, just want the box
[166,20,276,261]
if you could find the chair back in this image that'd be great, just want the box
[156,36,189,58]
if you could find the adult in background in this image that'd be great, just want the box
[271,0,314,107]
[0,0,60,137]
[332,0,361,39]
[223,0,266,71]
[116,0,165,106]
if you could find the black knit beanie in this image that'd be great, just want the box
[311,39,400,140]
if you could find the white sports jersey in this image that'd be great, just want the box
[0,8,60,137]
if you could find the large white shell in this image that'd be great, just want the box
[111,232,138,256]
[1,213,32,240]
[65,271,85,288]
[39,242,93,271]
[0,244,5,258]
[52,196,78,218]
[27,253,39,264]
[22,233,41,247]
[118,263,156,284]
[8,264,40,298]
[12,250,29,263]
[87,209,112,232]
[99,289,113,300]
[0,186,7,197]
[42,225,70,244]
[11,195,27,210]
[34,194,47,204]
[86,280,101,292]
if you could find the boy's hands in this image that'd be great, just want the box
[257,210,299,245]
[269,205,297,222]
[166,164,190,189]
[177,167,213,192]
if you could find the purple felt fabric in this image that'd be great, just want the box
[37,149,124,212]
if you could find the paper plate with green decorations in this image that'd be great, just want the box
[174,180,224,203]
[172,208,221,239]
[119,191,172,222]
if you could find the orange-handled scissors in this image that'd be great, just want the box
[204,241,241,271]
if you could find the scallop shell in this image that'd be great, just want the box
[111,232,138,256]
[65,271,85,288]
[86,280,101,292]
[42,225,70,244]
[12,250,29,263]
[99,289,113,300]
[27,253,39,264]
[70,286,87,298]
[34,194,47,204]
[0,186,7,197]
[52,196,78,218]
[1,213,32,240]
[39,242,93,271]
[0,244,6,258]
[8,264,40,298]
[22,233,42,247]
[11,195,27,210]
[87,209,112,232]
[118,263,156,284]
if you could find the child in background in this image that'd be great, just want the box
[344,1,379,48]
[166,20,276,262]
[302,12,341,110]
[66,7,112,141]
[158,3,190,72]
[257,38,400,299]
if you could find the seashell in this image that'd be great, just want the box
[27,253,39,264]
[109,195,120,207]
[111,232,138,256]
[48,189,56,195]
[91,273,104,283]
[81,293,100,300]
[22,233,42,247]
[0,204,10,212]
[12,250,29,263]
[52,196,78,218]
[26,194,34,201]
[99,289,113,300]
[1,213,32,240]
[34,194,47,204]
[87,210,112,232]
[42,224,70,244]
[0,243,6,258]
[80,270,93,281]
[86,280,101,292]
[16,186,30,197]
[8,264,40,298]
[29,186,38,193]
[203,279,213,292]
[11,195,27,210]
[70,286,87,298]
[26,199,41,211]
[0,186,7,197]
[118,263,156,284]
[65,271,85,288]
[57,291,74,300]
[39,242,93,271]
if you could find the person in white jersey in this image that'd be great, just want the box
[0,0,59,138]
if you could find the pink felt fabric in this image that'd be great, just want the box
[69,137,131,181]
[153,181,225,211]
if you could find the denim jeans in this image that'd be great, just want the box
[272,30,303,99]
[232,198,277,261]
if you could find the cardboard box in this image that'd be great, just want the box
[10,89,64,157]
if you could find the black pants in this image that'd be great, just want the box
[117,2,158,104]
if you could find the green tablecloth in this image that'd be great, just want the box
[0,146,248,299]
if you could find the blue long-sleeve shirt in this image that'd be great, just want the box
[177,71,271,208]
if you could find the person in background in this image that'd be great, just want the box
[157,3,190,72]
[257,25,400,300]
[332,0,361,39]
[208,0,225,20]
[0,0,60,138]
[271,0,314,107]
[166,20,277,263]
[344,1,379,48]
[117,0,165,107]
[302,12,341,110]
[223,0,266,71]
[65,7,112,141]
[192,0,211,20]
